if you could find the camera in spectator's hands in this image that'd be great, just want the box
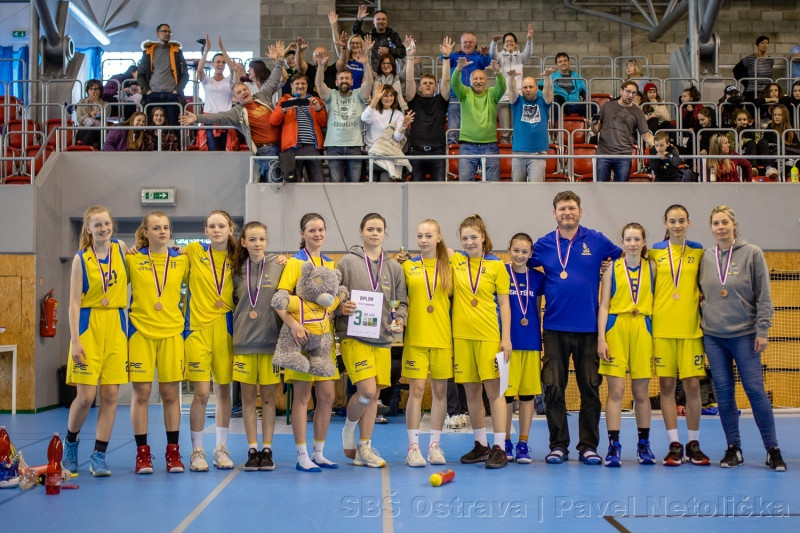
[280,97,311,109]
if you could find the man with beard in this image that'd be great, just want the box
[315,48,373,182]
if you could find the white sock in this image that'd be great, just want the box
[474,427,488,447]
[430,430,442,446]
[312,440,336,466]
[191,431,204,450]
[494,432,505,448]
[262,442,271,451]
[688,429,700,442]
[248,442,257,451]
[407,429,419,446]
[666,428,679,443]
[215,427,228,448]
[296,443,315,469]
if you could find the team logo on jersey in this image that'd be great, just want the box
[73,362,88,371]
[654,356,662,365]
[233,362,246,370]
[582,243,591,255]
[188,361,200,369]
[728,262,739,275]
[354,360,368,368]
[127,362,143,373]
[405,360,416,367]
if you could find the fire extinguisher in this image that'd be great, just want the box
[40,289,58,337]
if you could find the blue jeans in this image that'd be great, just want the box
[458,142,499,182]
[206,129,227,151]
[596,157,631,182]
[256,144,280,182]
[326,146,362,183]
[447,98,460,145]
[703,333,778,450]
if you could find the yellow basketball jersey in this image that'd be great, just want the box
[403,256,453,349]
[608,257,654,315]
[649,240,703,339]
[278,251,336,293]
[184,242,234,331]
[127,248,189,339]
[78,239,128,308]
[451,253,510,341]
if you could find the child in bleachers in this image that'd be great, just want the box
[648,131,689,182]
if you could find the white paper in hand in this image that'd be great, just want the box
[347,289,384,339]
[496,351,509,395]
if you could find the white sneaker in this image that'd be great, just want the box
[406,443,426,467]
[212,444,234,469]
[427,442,447,465]
[457,414,469,428]
[189,447,209,472]
[444,415,455,428]
[354,443,386,468]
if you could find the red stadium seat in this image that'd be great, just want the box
[447,144,460,181]
[65,144,98,152]
[45,118,75,148]
[572,143,596,182]
[498,143,513,181]
[2,175,31,185]
[4,119,41,150]
[24,145,53,175]
[0,96,21,125]
[591,93,611,108]
[545,144,569,182]
[562,116,587,146]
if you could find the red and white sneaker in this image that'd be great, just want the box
[165,444,185,473]
[135,445,154,474]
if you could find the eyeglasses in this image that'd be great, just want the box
[158,29,172,34]
[623,89,637,95]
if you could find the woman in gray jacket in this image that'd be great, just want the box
[698,205,785,471]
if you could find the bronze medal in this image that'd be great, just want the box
[471,298,478,307]
[216,299,224,308]
[101,297,110,306]
[249,310,258,319]
[560,271,568,279]
[521,318,529,326]
[673,292,680,301]
[720,288,728,298]
[154,302,163,311]
[427,305,434,313]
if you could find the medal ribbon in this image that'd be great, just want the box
[667,241,685,292]
[715,240,735,288]
[147,248,169,300]
[422,257,438,304]
[555,229,575,273]
[299,299,328,325]
[363,248,384,291]
[467,254,484,297]
[208,246,227,299]
[624,259,641,308]
[303,248,320,266]
[91,243,111,295]
[246,257,265,309]
[510,265,529,317]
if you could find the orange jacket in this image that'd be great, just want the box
[137,41,189,96]
[270,95,327,151]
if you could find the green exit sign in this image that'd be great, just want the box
[12,30,26,39]
[141,187,176,206]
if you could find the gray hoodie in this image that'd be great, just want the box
[698,238,773,338]
[232,254,284,354]
[335,245,407,347]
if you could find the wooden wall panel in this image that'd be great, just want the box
[765,252,800,271]
[0,255,35,411]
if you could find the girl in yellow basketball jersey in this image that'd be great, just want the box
[453,214,511,469]
[184,210,237,472]
[649,205,710,466]
[597,223,655,467]
[232,221,285,472]
[127,211,189,474]
[276,213,350,472]
[402,219,454,467]
[63,206,129,477]
[337,213,407,469]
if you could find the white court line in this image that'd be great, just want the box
[172,468,241,533]
[381,466,394,533]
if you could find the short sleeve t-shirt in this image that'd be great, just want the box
[511,93,550,153]
[323,90,366,147]
[407,94,448,148]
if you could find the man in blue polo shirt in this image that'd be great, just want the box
[529,190,622,465]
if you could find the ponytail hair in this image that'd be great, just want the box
[206,209,238,257]
[622,222,648,259]
[135,210,170,249]
[420,219,452,295]
[458,214,493,254]
[233,221,268,276]
[662,204,689,240]
[79,205,113,250]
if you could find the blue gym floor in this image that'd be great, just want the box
[1,407,797,532]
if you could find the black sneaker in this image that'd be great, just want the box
[460,441,491,464]
[485,445,509,469]
[766,447,786,472]
[685,440,710,465]
[662,442,684,466]
[720,445,743,468]
[259,448,275,471]
[243,449,260,471]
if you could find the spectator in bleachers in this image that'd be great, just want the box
[405,36,453,182]
[792,42,800,79]
[75,79,104,149]
[335,32,369,90]
[679,86,703,130]
[764,104,800,177]
[708,133,755,181]
[548,52,587,117]
[314,47,373,183]
[179,42,285,181]
[373,53,406,111]
[490,23,534,144]
[727,108,776,179]
[754,83,784,123]
[452,57,505,181]
[103,64,137,102]
[271,73,328,182]
[243,60,271,95]
[696,107,716,155]
[718,85,745,129]
[778,81,800,127]
[352,4,406,73]
[445,32,492,145]
[591,80,654,182]
[103,111,148,151]
[305,46,338,97]
[280,40,310,96]
[734,35,773,102]
[642,83,672,133]
[507,66,555,182]
[138,23,188,127]
[103,65,139,121]
[197,35,242,151]
[145,107,179,151]
[624,59,648,92]
[361,83,405,152]
[648,131,688,182]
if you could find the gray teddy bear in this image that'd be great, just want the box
[271,261,349,377]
